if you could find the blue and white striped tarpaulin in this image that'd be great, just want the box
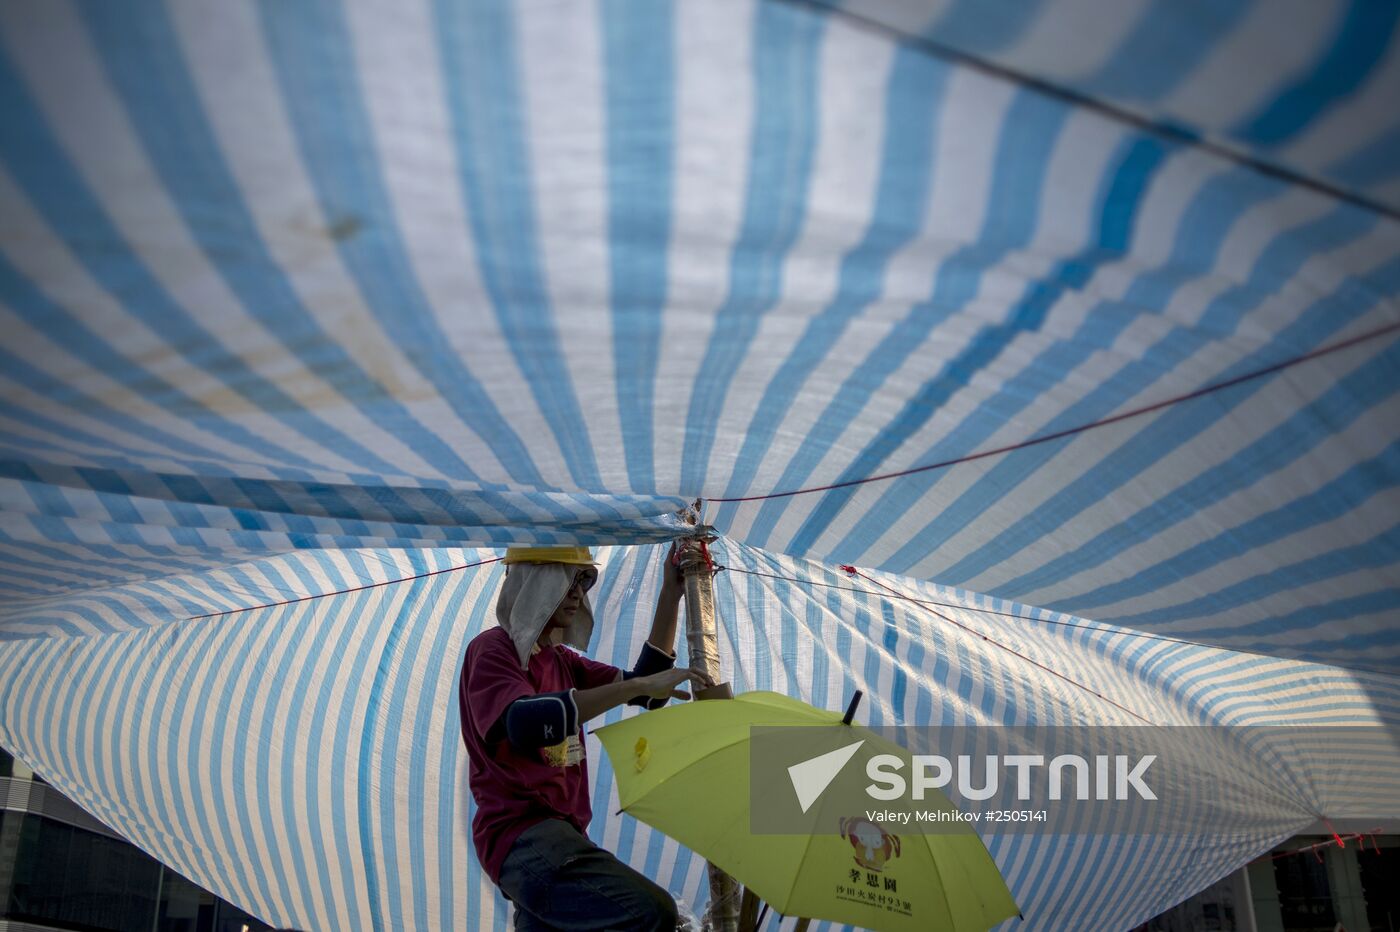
[0,1,1397,929]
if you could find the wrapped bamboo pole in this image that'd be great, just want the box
[677,532,739,932]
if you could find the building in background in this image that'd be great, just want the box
[1136,827,1396,932]
[0,748,272,932]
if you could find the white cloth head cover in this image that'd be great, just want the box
[494,562,597,669]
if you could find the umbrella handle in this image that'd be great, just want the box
[841,690,863,725]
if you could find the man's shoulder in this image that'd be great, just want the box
[461,628,527,698]
[464,626,514,664]
[468,625,510,645]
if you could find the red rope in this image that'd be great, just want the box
[185,556,504,621]
[711,319,1400,503]
[723,564,1400,678]
[747,562,1156,724]
[1258,829,1386,862]
[849,565,1155,724]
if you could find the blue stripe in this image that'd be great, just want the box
[166,554,292,912]
[262,568,343,928]
[330,551,394,931]
[1080,0,1251,102]
[1104,521,1400,629]
[428,0,602,489]
[356,577,433,932]
[1326,121,1400,189]
[75,1,483,485]
[930,240,1395,591]
[168,606,280,915]
[1234,1,1400,147]
[586,548,649,850]
[186,562,289,914]
[748,558,776,694]
[817,172,1265,565]
[713,87,1069,531]
[780,558,815,705]
[0,48,397,478]
[786,133,1171,554]
[442,565,502,931]
[137,622,208,894]
[0,522,214,592]
[15,636,64,782]
[93,626,201,893]
[285,552,358,929]
[921,0,1048,54]
[1187,587,1400,646]
[0,547,127,596]
[373,560,439,932]
[0,639,41,748]
[1012,421,1400,613]
[718,43,952,517]
[153,587,267,912]
[70,468,145,526]
[38,634,111,820]
[255,0,549,489]
[602,0,674,494]
[589,551,652,879]
[880,600,908,717]
[0,265,317,474]
[806,574,832,713]
[678,1,825,493]
[228,570,307,917]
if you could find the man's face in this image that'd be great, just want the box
[545,568,591,629]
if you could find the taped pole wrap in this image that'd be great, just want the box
[677,520,739,932]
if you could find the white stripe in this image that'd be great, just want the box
[710,17,899,497]
[0,3,391,476]
[336,0,558,485]
[514,0,631,489]
[652,0,758,493]
[1160,1,1346,130]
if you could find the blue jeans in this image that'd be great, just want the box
[497,818,679,931]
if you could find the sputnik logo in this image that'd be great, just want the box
[787,740,865,813]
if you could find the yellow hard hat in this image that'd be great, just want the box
[502,545,598,566]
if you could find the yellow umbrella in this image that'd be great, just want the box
[595,690,1019,931]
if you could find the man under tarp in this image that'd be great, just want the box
[459,544,710,931]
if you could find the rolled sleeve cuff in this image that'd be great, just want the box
[623,641,677,709]
[635,641,675,674]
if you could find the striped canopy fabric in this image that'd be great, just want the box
[0,1,1397,930]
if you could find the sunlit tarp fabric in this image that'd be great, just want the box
[0,1,1397,929]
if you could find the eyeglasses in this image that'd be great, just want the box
[568,570,596,594]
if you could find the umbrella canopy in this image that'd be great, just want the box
[595,690,1020,931]
[0,1,1397,930]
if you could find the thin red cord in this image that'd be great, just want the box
[711,319,1400,503]
[178,545,1392,857]
[1259,829,1386,862]
[733,559,1158,724]
[814,568,1389,844]
[833,564,1156,724]
[184,556,504,621]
